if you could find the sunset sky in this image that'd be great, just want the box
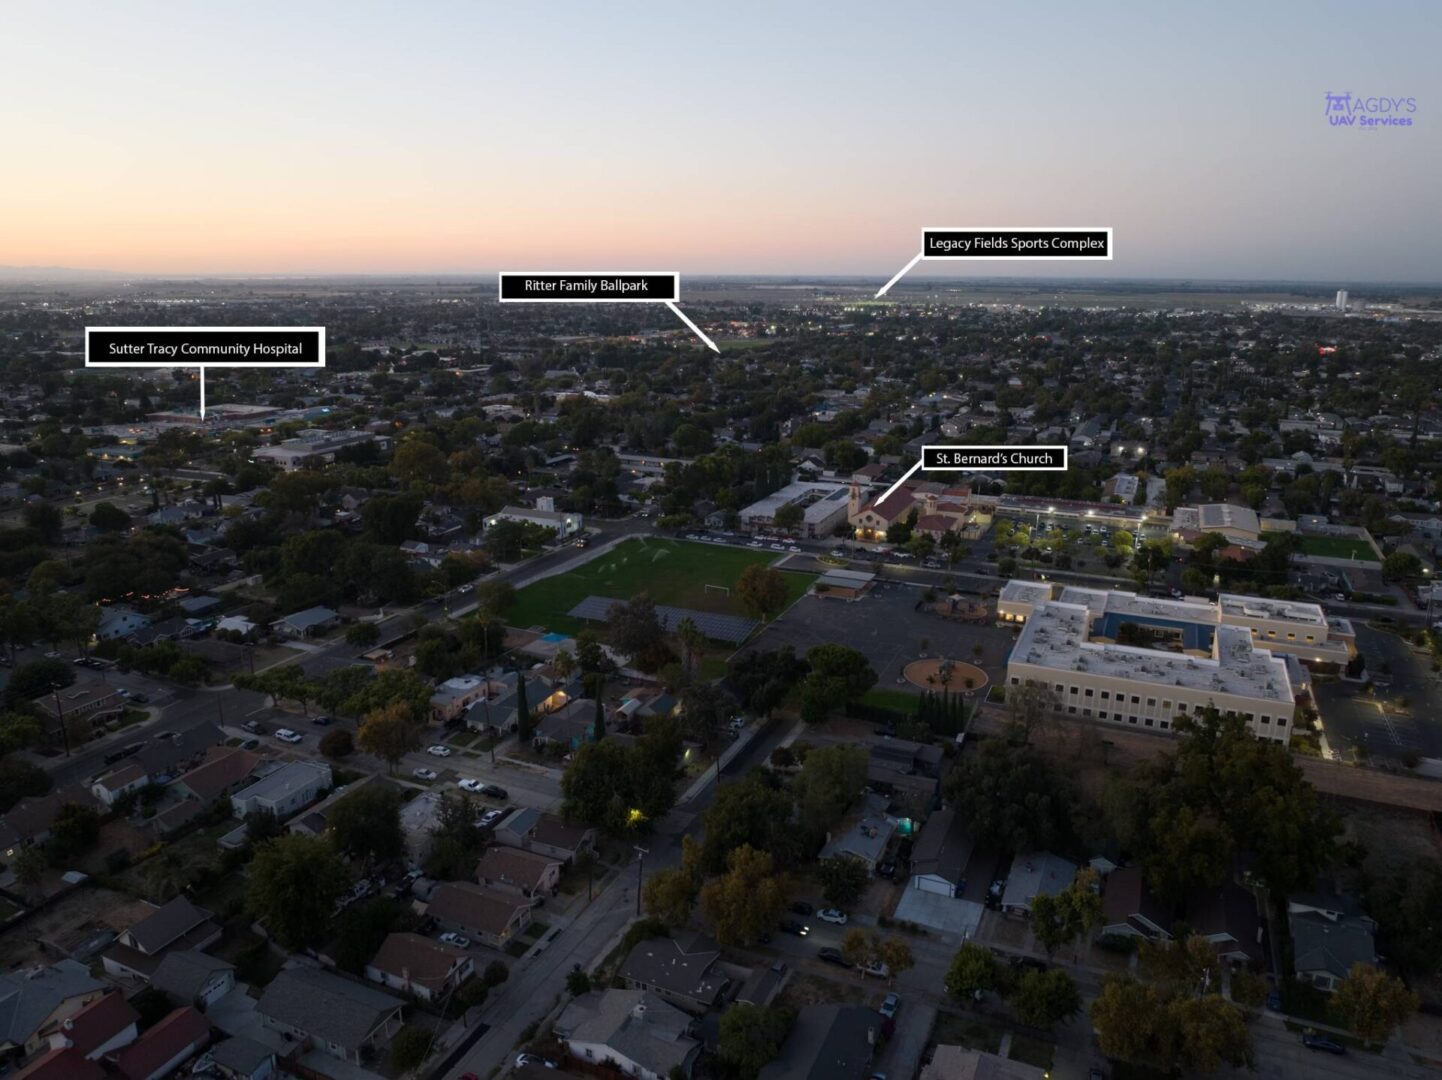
[2,1,1438,281]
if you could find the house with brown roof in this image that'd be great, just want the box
[13,1047,106,1080]
[1101,867,1172,942]
[170,747,260,806]
[476,846,562,900]
[42,990,138,1062]
[364,932,474,1003]
[102,897,221,982]
[426,882,532,948]
[111,1005,210,1080]
[0,787,101,859]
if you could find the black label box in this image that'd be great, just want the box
[498,272,680,303]
[86,327,325,367]
[922,445,1068,471]
[922,229,1111,260]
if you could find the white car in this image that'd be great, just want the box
[861,960,890,978]
[426,745,452,757]
[477,808,506,828]
[413,767,438,781]
[439,932,470,948]
[274,728,303,744]
[458,778,484,792]
[788,545,801,553]
[817,908,849,925]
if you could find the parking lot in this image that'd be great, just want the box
[743,583,1015,691]
[1314,623,1442,761]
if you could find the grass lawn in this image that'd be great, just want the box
[862,687,922,714]
[1268,533,1376,560]
[506,538,814,636]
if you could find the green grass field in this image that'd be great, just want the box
[1296,535,1377,560]
[506,538,814,636]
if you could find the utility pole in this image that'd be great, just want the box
[634,846,648,917]
[52,687,71,757]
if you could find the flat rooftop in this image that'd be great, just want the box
[1010,602,1294,704]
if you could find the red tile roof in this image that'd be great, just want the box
[14,1047,105,1080]
[113,1007,209,1080]
[58,990,138,1059]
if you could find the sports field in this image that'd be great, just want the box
[1296,535,1377,561]
[506,538,815,635]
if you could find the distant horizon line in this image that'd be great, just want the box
[1,266,1440,290]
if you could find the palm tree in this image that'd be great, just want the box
[675,617,704,682]
[552,648,576,688]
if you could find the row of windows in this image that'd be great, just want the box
[1013,677,1287,729]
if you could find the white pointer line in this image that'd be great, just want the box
[875,250,923,298]
[199,368,206,419]
[666,301,720,353]
[876,457,924,506]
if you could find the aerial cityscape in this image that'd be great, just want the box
[1,4,1440,1080]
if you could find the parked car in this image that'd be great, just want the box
[310,714,330,726]
[878,858,897,879]
[790,900,814,916]
[478,808,506,828]
[274,728,303,744]
[1302,1034,1346,1055]
[458,778,485,792]
[243,720,263,734]
[240,738,260,750]
[413,767,439,781]
[818,947,850,968]
[879,993,900,1019]
[439,932,471,948]
[480,784,508,799]
[861,960,890,979]
[779,920,810,937]
[817,908,849,925]
[515,1054,557,1069]
[129,692,149,704]
[1265,991,1282,1012]
[426,744,452,757]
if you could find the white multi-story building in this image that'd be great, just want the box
[999,584,1355,743]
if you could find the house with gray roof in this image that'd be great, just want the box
[270,606,339,638]
[230,761,332,819]
[149,950,235,1010]
[819,800,896,874]
[102,897,221,981]
[256,967,404,1065]
[909,808,973,898]
[617,933,728,1015]
[758,1004,879,1080]
[208,1035,275,1080]
[555,990,699,1080]
[1001,853,1077,917]
[0,960,106,1061]
[1288,893,1377,991]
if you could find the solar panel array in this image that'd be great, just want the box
[567,595,758,644]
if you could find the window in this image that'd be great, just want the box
[1159,719,1170,730]
[1145,717,1154,727]
[1068,705,1077,714]
[1069,685,1079,695]
[1055,684,1064,693]
[1286,632,1296,640]
[1084,687,1094,697]
[1162,700,1171,710]
[1177,702,1188,713]
[1128,715,1138,724]
[1147,698,1156,708]
[1101,691,1111,700]
[1011,677,1020,686]
[1276,716,1287,727]
[1130,695,1140,705]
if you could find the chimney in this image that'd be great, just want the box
[632,1002,648,1021]
[867,1026,876,1046]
